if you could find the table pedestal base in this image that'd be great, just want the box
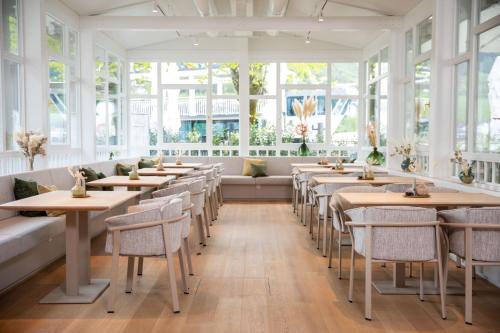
[372,279,464,295]
[40,279,110,304]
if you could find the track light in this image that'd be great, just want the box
[305,32,311,44]
[318,0,327,23]
[192,37,199,46]
[318,14,324,22]
[152,0,159,13]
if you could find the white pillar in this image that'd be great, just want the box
[238,38,249,156]
[79,31,96,163]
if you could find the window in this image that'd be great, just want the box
[478,0,500,23]
[455,62,469,151]
[457,0,471,55]
[414,60,431,144]
[96,48,125,147]
[332,63,359,146]
[475,25,500,153]
[1,0,22,151]
[405,30,413,77]
[46,15,79,146]
[417,16,433,55]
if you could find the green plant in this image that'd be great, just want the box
[187,129,201,143]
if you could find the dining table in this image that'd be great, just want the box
[159,162,204,169]
[291,163,361,168]
[0,190,140,303]
[312,176,431,186]
[296,167,365,174]
[87,175,174,190]
[336,191,500,296]
[137,168,195,178]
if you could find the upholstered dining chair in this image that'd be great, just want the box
[306,173,343,229]
[328,185,386,279]
[105,199,188,314]
[291,168,300,215]
[438,207,500,325]
[200,168,218,223]
[344,206,447,321]
[213,162,224,207]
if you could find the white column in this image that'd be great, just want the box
[79,31,96,163]
[428,0,454,178]
[238,38,249,156]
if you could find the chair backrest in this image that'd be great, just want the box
[439,207,500,262]
[345,206,437,261]
[385,183,412,193]
[187,179,205,216]
[152,183,189,198]
[427,186,459,193]
[105,199,184,256]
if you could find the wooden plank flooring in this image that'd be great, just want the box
[0,202,499,332]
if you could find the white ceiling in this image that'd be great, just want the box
[61,0,422,49]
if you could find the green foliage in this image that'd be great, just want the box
[285,63,327,84]
[7,16,18,52]
[249,123,276,146]
[187,129,201,143]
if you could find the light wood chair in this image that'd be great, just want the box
[213,162,224,207]
[105,199,188,314]
[344,206,447,321]
[328,185,386,278]
[439,207,500,325]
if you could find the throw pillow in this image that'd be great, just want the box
[116,163,133,176]
[80,167,100,190]
[250,163,268,178]
[13,178,46,217]
[97,172,114,191]
[242,159,266,176]
[138,158,155,169]
[37,184,65,217]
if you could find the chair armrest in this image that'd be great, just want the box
[440,222,500,230]
[182,203,194,213]
[345,221,439,227]
[107,212,189,232]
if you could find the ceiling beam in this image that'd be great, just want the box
[80,15,402,31]
[266,0,289,36]
[192,0,219,37]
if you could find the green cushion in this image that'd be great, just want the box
[97,172,114,191]
[13,178,46,217]
[138,159,155,169]
[80,167,100,191]
[116,163,133,176]
[250,163,268,178]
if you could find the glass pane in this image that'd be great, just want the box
[417,16,432,55]
[2,0,19,54]
[475,25,500,152]
[367,55,378,81]
[478,0,500,23]
[368,82,377,97]
[212,63,239,95]
[380,78,388,96]
[3,59,21,150]
[95,46,106,77]
[366,98,376,124]
[130,62,157,95]
[96,77,105,97]
[108,82,118,95]
[130,98,158,146]
[332,99,358,146]
[457,0,471,55]
[249,63,277,95]
[213,99,239,146]
[280,63,327,84]
[405,30,413,76]
[415,59,431,144]
[379,98,387,146]
[455,62,469,151]
[48,61,68,144]
[69,30,78,60]
[46,15,64,55]
[281,89,326,143]
[249,99,276,146]
[380,47,389,74]
[108,54,120,80]
[163,89,207,143]
[332,63,359,95]
[161,62,208,84]
[108,99,119,145]
[404,82,413,137]
[95,99,107,145]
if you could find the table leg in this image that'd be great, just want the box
[394,263,406,288]
[65,211,80,296]
[79,212,90,285]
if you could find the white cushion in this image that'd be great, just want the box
[221,175,256,185]
[0,176,16,221]
[255,176,292,185]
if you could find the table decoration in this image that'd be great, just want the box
[175,150,183,165]
[318,158,329,166]
[392,140,417,172]
[450,150,475,184]
[156,152,165,171]
[292,97,316,156]
[128,165,140,180]
[15,130,48,171]
[365,122,385,165]
[67,167,87,198]
[335,157,344,170]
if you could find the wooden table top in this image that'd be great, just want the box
[336,192,500,208]
[137,168,194,176]
[291,163,360,168]
[160,162,204,169]
[297,167,365,174]
[312,176,431,185]
[0,190,140,212]
[87,175,173,187]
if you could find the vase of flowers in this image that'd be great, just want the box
[15,130,48,171]
[175,150,183,165]
[365,122,385,165]
[451,150,475,184]
[292,97,316,156]
[392,141,416,172]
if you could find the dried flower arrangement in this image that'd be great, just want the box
[15,130,48,171]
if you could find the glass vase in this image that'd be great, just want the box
[365,147,385,165]
[401,158,411,172]
[298,138,310,156]
[459,171,474,184]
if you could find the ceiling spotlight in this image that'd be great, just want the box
[305,32,311,44]
[152,0,159,13]
[318,14,324,22]
[192,37,200,46]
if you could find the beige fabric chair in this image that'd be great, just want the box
[213,162,224,206]
[344,206,446,321]
[328,185,386,279]
[438,207,500,325]
[105,199,188,314]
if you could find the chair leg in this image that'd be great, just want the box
[203,205,212,228]
[210,194,218,220]
[166,250,180,313]
[178,248,189,294]
[107,233,120,313]
[419,262,424,301]
[365,255,372,320]
[202,212,211,238]
[338,232,343,279]
[316,213,321,248]
[137,257,144,276]
[328,225,335,269]
[184,237,194,276]
[126,256,135,293]
[218,184,224,205]
[436,226,447,320]
[309,206,314,236]
[322,215,328,257]
[205,196,213,224]
[409,263,413,278]
[348,247,355,303]
[197,214,206,247]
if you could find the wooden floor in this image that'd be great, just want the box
[0,202,499,332]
